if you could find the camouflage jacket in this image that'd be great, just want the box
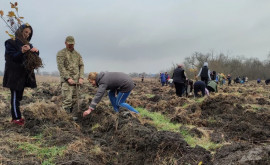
[57,48,84,83]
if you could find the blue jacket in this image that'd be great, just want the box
[160,73,166,83]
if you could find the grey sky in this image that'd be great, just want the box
[1,0,270,74]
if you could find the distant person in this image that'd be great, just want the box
[172,64,186,97]
[265,79,270,85]
[197,62,211,85]
[83,72,139,117]
[168,78,174,87]
[185,79,193,97]
[57,36,84,115]
[245,76,248,83]
[194,81,207,97]
[3,24,39,126]
[257,78,261,84]
[210,71,217,81]
[207,80,218,93]
[227,74,232,86]
[165,72,170,86]
[141,75,144,82]
[234,76,240,84]
[160,73,166,86]
[219,73,226,87]
[242,76,246,83]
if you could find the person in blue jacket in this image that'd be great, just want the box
[3,23,39,126]
[160,73,166,86]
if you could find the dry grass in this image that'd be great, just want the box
[0,75,60,83]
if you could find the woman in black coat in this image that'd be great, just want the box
[3,23,39,125]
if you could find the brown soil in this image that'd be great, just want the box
[0,79,269,164]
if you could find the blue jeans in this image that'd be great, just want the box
[108,90,139,113]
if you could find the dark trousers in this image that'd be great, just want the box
[174,82,185,97]
[10,88,24,120]
[201,77,208,86]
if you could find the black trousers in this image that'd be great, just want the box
[174,82,185,97]
[201,77,208,86]
[10,88,24,120]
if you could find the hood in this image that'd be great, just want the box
[96,72,105,86]
[15,23,33,43]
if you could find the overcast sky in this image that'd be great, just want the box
[1,0,270,74]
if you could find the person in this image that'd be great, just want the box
[165,72,169,86]
[242,76,246,83]
[172,64,186,97]
[219,73,226,87]
[83,72,139,117]
[57,36,84,114]
[3,23,39,126]
[265,79,270,85]
[184,78,193,97]
[234,76,240,84]
[194,81,207,97]
[141,74,144,82]
[210,71,217,81]
[197,62,211,85]
[245,76,248,83]
[257,78,261,84]
[207,80,218,93]
[160,73,166,86]
[227,74,232,86]
[168,78,174,87]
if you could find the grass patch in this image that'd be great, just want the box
[17,134,66,165]
[184,135,222,150]
[91,123,101,131]
[145,94,155,98]
[137,107,222,151]
[195,97,205,103]
[181,103,189,108]
[137,107,181,132]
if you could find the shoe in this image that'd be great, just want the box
[19,118,25,124]
[11,119,24,126]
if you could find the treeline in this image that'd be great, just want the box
[0,70,157,78]
[167,52,270,80]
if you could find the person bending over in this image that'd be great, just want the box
[83,72,139,117]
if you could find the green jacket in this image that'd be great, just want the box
[207,80,218,92]
[57,48,84,83]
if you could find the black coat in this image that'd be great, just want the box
[3,39,37,90]
[172,67,186,83]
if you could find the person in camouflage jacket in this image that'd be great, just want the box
[57,36,84,113]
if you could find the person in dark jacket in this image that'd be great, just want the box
[83,72,139,117]
[172,64,186,97]
[265,79,270,85]
[194,81,207,97]
[197,62,211,85]
[227,74,232,86]
[3,23,39,126]
[210,71,217,81]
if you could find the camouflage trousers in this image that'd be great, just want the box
[61,82,79,113]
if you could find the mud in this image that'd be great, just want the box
[0,79,269,164]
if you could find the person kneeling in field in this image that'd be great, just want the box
[194,81,209,97]
[207,80,218,93]
[83,72,139,117]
